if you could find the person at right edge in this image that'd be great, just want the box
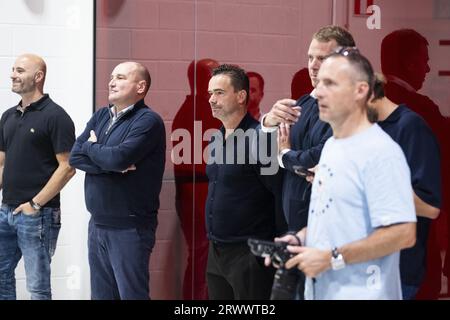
[368,74,441,299]
[381,29,450,299]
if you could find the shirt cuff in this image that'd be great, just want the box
[260,114,278,133]
[278,149,290,168]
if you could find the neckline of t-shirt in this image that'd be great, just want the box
[331,123,378,145]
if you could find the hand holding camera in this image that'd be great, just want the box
[248,237,303,300]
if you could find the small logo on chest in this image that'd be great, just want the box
[30,128,35,133]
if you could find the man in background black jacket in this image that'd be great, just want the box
[205,64,284,300]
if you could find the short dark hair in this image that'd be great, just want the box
[328,48,375,102]
[313,25,356,47]
[381,29,428,76]
[372,73,386,101]
[366,73,385,123]
[213,64,249,104]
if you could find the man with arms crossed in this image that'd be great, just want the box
[70,62,165,300]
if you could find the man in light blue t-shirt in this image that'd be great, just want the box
[283,48,417,300]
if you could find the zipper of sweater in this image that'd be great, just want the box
[105,118,114,135]
[106,115,125,138]
[105,106,115,135]
[104,118,121,143]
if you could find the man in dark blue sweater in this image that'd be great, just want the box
[368,75,441,299]
[69,62,166,300]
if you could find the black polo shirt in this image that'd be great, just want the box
[0,94,75,207]
[379,104,441,286]
[205,113,284,243]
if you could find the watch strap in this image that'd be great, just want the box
[29,199,42,210]
[332,247,339,258]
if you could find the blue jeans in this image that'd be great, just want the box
[0,204,61,300]
[88,218,156,300]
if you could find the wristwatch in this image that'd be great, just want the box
[331,247,346,270]
[29,199,42,211]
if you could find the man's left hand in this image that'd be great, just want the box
[121,164,137,173]
[13,202,38,216]
[285,246,331,278]
[278,123,291,151]
[88,130,97,143]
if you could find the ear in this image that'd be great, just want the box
[137,80,147,95]
[237,90,247,105]
[34,70,44,84]
[355,81,369,102]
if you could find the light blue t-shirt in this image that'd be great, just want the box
[305,124,416,300]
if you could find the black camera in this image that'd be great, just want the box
[248,238,303,300]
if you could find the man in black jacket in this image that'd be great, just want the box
[263,25,355,233]
[205,64,284,299]
[70,61,165,300]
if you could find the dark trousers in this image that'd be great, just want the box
[206,241,275,300]
[402,283,419,300]
[88,219,155,300]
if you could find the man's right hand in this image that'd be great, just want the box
[263,99,301,127]
[305,165,318,183]
[264,233,302,267]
